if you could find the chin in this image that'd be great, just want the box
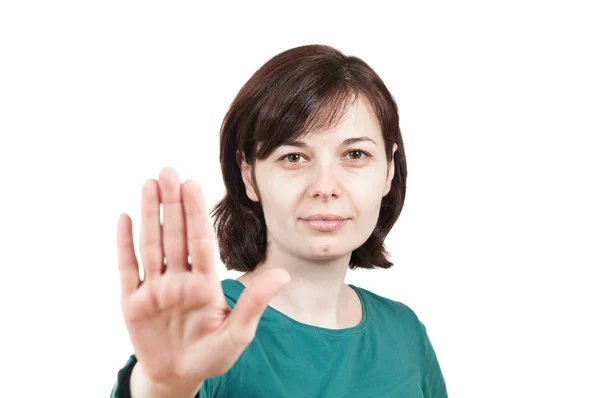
[303,238,354,259]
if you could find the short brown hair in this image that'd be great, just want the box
[211,44,407,272]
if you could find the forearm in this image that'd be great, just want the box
[130,362,203,398]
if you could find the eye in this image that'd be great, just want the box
[280,153,307,164]
[279,150,371,164]
[344,149,371,160]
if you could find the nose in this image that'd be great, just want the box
[307,164,342,199]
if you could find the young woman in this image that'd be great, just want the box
[111,44,448,397]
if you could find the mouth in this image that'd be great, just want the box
[301,214,350,232]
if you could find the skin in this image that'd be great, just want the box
[238,96,397,329]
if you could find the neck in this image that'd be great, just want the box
[236,242,355,329]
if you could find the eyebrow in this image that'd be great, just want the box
[281,136,377,148]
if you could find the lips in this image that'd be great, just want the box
[301,214,349,232]
[302,214,348,221]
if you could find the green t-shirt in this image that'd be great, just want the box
[111,278,447,397]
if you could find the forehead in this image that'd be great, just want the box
[295,96,382,144]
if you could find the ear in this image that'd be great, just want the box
[383,143,398,197]
[239,152,260,202]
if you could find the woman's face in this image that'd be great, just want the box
[241,96,397,262]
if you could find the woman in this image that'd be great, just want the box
[111,44,448,397]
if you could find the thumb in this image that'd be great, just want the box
[224,268,291,347]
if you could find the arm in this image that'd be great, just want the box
[420,322,448,398]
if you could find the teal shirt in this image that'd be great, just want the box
[112,279,447,397]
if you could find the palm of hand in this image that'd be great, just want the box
[116,168,290,387]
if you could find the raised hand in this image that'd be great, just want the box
[116,167,290,394]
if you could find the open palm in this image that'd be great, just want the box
[116,167,289,389]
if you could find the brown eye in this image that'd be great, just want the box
[348,150,362,160]
[346,150,370,160]
[286,154,301,163]
[281,153,305,163]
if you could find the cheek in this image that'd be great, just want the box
[346,176,386,232]
[261,178,300,220]
[353,192,385,225]
[346,172,387,207]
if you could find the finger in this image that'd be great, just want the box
[224,269,291,347]
[116,213,140,297]
[139,179,163,280]
[158,167,188,272]
[182,179,215,275]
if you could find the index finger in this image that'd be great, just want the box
[116,213,140,298]
[182,179,216,275]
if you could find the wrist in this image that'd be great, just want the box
[130,362,203,398]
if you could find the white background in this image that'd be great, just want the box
[1,1,598,396]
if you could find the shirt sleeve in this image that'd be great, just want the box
[420,322,448,398]
[109,354,220,398]
[110,354,137,398]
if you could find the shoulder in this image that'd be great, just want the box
[353,284,419,317]
[353,284,433,364]
[352,284,425,331]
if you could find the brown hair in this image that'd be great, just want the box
[210,44,407,272]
